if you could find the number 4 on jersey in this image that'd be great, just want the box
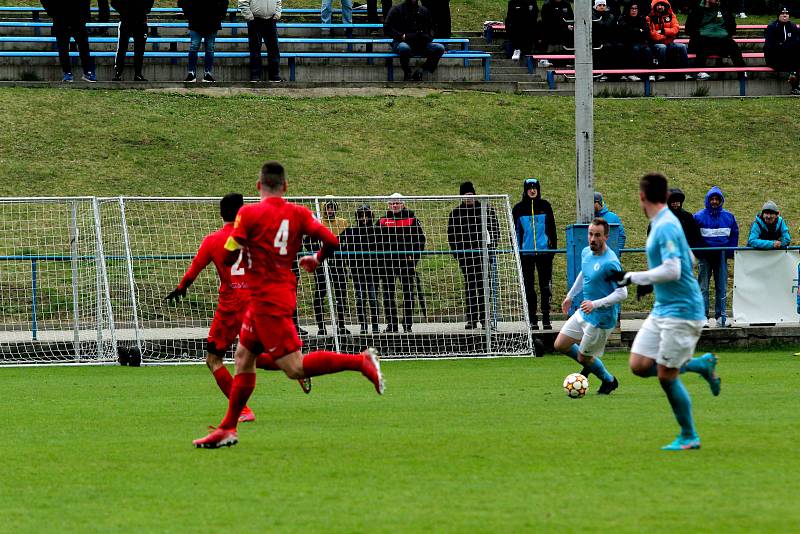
[274,219,290,255]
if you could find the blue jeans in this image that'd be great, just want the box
[188,30,217,74]
[697,254,727,322]
[391,41,446,74]
[651,42,688,68]
[321,0,352,24]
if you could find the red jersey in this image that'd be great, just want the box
[178,223,250,310]
[231,196,338,316]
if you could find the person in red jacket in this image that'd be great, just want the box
[647,0,689,79]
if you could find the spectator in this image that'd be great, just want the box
[685,0,746,80]
[505,0,538,61]
[594,192,626,251]
[764,6,800,95]
[178,0,229,82]
[378,193,426,333]
[512,178,557,331]
[340,204,381,335]
[694,185,738,327]
[447,182,501,330]
[239,0,282,82]
[617,1,654,78]
[40,0,96,82]
[384,0,445,81]
[111,0,154,82]
[321,0,352,36]
[592,0,621,80]
[95,0,111,35]
[667,187,703,249]
[422,0,451,38]
[540,0,574,51]
[647,0,689,80]
[747,201,791,249]
[312,199,350,335]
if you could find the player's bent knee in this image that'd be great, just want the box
[205,352,225,371]
[275,351,305,379]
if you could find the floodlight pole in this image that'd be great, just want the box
[574,0,594,224]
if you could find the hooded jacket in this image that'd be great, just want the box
[512,179,557,254]
[339,205,380,275]
[238,0,281,21]
[667,188,703,249]
[110,0,155,22]
[378,205,426,264]
[178,0,229,34]
[693,186,739,259]
[647,0,680,44]
[747,213,791,249]
[447,199,501,259]
[505,0,539,44]
[40,0,91,23]
[540,0,574,37]
[595,202,627,249]
[383,0,435,46]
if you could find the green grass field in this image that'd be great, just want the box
[3,350,798,532]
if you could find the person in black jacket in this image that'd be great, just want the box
[111,0,154,81]
[592,0,621,78]
[421,0,451,38]
[540,0,574,50]
[378,194,426,333]
[178,0,229,82]
[764,6,800,94]
[384,0,446,81]
[505,0,538,61]
[512,178,557,330]
[617,1,653,76]
[447,182,501,330]
[340,204,381,335]
[685,0,746,79]
[667,188,703,249]
[40,0,96,82]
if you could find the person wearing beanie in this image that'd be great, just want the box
[447,183,501,329]
[747,200,791,249]
[593,192,627,252]
[512,178,558,330]
[592,0,621,80]
[764,6,800,95]
[339,204,380,334]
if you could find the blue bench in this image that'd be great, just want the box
[0,50,492,81]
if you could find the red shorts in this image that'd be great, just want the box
[238,307,302,360]
[207,306,246,356]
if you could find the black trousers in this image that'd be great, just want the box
[247,17,281,80]
[97,0,110,22]
[115,20,148,75]
[382,263,415,329]
[52,21,94,74]
[366,0,379,22]
[313,263,348,329]
[766,46,800,75]
[690,36,745,68]
[381,0,392,22]
[458,254,486,325]
[352,270,379,331]
[520,253,553,322]
[421,0,451,38]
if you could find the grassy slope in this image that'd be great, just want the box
[1,352,798,532]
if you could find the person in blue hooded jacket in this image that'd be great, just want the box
[594,192,627,253]
[512,178,557,330]
[747,201,791,249]
[694,185,738,327]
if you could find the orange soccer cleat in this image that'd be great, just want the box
[360,347,385,395]
[193,426,238,449]
[238,406,256,423]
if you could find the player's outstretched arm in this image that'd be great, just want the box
[165,286,188,303]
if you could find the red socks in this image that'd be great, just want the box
[212,366,233,398]
[302,350,362,377]
[219,372,256,430]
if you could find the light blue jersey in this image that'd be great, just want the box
[647,207,705,320]
[579,246,622,329]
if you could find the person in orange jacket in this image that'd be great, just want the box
[647,0,689,78]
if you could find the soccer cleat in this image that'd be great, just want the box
[63,72,74,83]
[203,72,216,83]
[193,426,238,449]
[661,435,701,451]
[361,347,385,395]
[699,353,721,396]
[579,366,591,379]
[185,72,196,82]
[298,377,312,394]
[598,376,619,395]
[82,71,97,82]
[238,406,256,423]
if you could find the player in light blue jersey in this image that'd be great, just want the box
[611,173,721,451]
[555,218,627,394]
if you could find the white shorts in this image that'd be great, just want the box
[630,315,704,369]
[559,312,613,358]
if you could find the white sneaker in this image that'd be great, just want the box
[657,74,667,81]
[648,75,656,81]
[512,49,521,61]
[628,74,641,81]
[738,12,747,18]
[538,59,553,68]
[696,72,710,80]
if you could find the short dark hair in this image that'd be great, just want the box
[590,217,609,235]
[259,161,286,191]
[220,193,244,222]
[640,172,668,204]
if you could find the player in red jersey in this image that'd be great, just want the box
[193,162,384,449]
[166,194,311,425]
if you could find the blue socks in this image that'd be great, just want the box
[565,344,580,362]
[681,356,705,376]
[587,356,614,383]
[660,378,697,439]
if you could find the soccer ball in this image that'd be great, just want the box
[563,373,589,398]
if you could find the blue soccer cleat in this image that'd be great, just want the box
[700,353,721,396]
[661,435,701,451]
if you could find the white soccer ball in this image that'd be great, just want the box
[563,373,589,398]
